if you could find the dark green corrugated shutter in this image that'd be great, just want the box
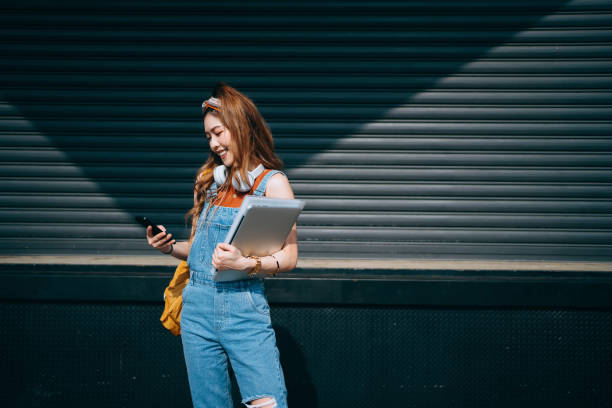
[1,0,611,260]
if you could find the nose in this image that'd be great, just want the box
[209,135,219,150]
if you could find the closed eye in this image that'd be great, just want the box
[205,125,223,140]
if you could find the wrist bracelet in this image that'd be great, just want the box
[247,255,261,277]
[269,254,280,276]
[162,244,174,255]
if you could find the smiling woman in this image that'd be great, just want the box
[145,82,294,408]
[2,1,612,406]
[206,116,233,166]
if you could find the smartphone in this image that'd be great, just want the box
[135,216,165,236]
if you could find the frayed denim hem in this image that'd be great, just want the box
[242,395,278,408]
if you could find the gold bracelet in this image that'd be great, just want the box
[269,254,280,276]
[247,255,261,277]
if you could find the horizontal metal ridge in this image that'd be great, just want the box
[299,214,612,228]
[2,239,610,259]
[4,122,612,136]
[7,151,612,166]
[1,225,611,244]
[5,90,612,105]
[3,74,611,89]
[2,210,611,229]
[3,135,612,151]
[2,0,610,12]
[2,196,611,213]
[3,180,612,198]
[2,13,612,28]
[2,255,612,272]
[5,44,612,59]
[3,105,612,120]
[4,90,612,105]
[4,60,612,74]
[2,165,612,182]
[4,29,612,43]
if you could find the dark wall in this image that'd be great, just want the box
[2,264,611,407]
[3,301,612,408]
[1,0,611,260]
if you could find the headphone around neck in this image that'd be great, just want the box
[213,164,264,192]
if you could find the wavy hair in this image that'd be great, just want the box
[186,82,283,237]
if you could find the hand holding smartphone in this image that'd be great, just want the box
[137,216,176,254]
[135,216,165,236]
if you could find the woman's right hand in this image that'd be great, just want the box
[146,225,176,254]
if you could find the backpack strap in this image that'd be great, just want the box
[253,170,285,197]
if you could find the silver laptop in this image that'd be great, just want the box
[213,196,305,281]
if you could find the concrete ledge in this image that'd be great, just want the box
[2,256,612,307]
[1,255,611,272]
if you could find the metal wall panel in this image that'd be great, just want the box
[2,301,611,408]
[1,0,611,259]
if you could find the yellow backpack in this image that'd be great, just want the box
[160,261,190,336]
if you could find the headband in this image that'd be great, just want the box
[202,97,221,114]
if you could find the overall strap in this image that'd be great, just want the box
[209,182,218,196]
[204,183,218,208]
[253,170,284,197]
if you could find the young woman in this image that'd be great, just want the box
[146,82,297,408]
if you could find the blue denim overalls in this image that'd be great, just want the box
[181,170,288,408]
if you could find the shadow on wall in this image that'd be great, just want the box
[275,325,318,407]
[0,0,583,256]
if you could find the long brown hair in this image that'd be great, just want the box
[186,82,283,237]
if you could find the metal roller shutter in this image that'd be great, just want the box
[1,0,611,260]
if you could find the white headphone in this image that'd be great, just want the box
[213,164,264,192]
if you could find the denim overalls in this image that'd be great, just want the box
[181,170,288,408]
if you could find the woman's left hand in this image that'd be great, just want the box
[212,243,249,271]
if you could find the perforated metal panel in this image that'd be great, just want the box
[274,305,612,408]
[1,302,191,407]
[2,301,611,408]
[1,0,612,259]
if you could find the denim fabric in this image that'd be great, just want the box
[182,170,288,408]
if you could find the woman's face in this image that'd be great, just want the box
[204,112,234,167]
